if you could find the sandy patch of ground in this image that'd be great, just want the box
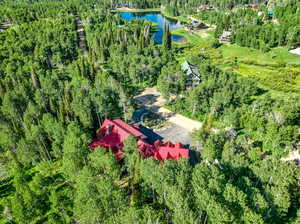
[196,31,209,38]
[193,26,215,38]
[156,107,202,132]
[201,32,209,38]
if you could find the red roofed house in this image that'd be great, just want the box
[89,119,189,161]
[153,140,189,160]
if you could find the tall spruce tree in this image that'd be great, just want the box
[163,22,172,50]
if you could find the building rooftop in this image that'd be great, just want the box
[111,119,144,138]
[89,119,189,161]
[181,61,200,78]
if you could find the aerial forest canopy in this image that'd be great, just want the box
[0,0,299,223]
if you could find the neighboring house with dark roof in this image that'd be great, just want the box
[188,20,207,30]
[163,61,201,90]
[181,61,201,89]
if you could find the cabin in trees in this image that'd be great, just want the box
[164,61,200,90]
[245,4,258,10]
[197,5,214,11]
[187,20,207,30]
[181,61,201,89]
[219,31,232,43]
[89,119,189,161]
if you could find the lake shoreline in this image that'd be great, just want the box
[113,8,190,23]
[161,10,191,23]
[112,8,161,13]
[118,11,185,44]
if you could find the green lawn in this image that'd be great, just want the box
[175,36,300,94]
[219,44,300,66]
[270,47,300,64]
[171,28,215,46]
[213,44,300,93]
[235,64,300,92]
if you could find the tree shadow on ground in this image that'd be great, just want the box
[134,94,160,106]
[138,125,163,144]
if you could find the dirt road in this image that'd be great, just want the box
[134,88,300,165]
[134,87,202,132]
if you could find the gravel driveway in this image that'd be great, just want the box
[134,87,202,146]
[155,123,193,146]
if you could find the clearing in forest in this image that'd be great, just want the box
[134,87,202,145]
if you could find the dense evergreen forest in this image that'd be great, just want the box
[0,0,299,223]
[109,0,268,9]
[196,1,300,50]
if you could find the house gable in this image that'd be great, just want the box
[181,61,201,89]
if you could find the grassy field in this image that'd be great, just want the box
[171,28,217,52]
[174,29,300,94]
[171,29,204,45]
[214,45,300,93]
[219,45,300,65]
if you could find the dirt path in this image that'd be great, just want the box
[134,87,202,132]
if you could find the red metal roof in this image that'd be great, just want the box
[111,119,144,138]
[89,119,189,162]
[153,140,188,160]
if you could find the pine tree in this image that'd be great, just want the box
[163,22,172,50]
[123,136,141,206]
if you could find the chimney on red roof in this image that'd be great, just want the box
[175,142,183,148]
[154,140,162,146]
[106,124,112,136]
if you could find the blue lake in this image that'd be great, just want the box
[119,12,184,44]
